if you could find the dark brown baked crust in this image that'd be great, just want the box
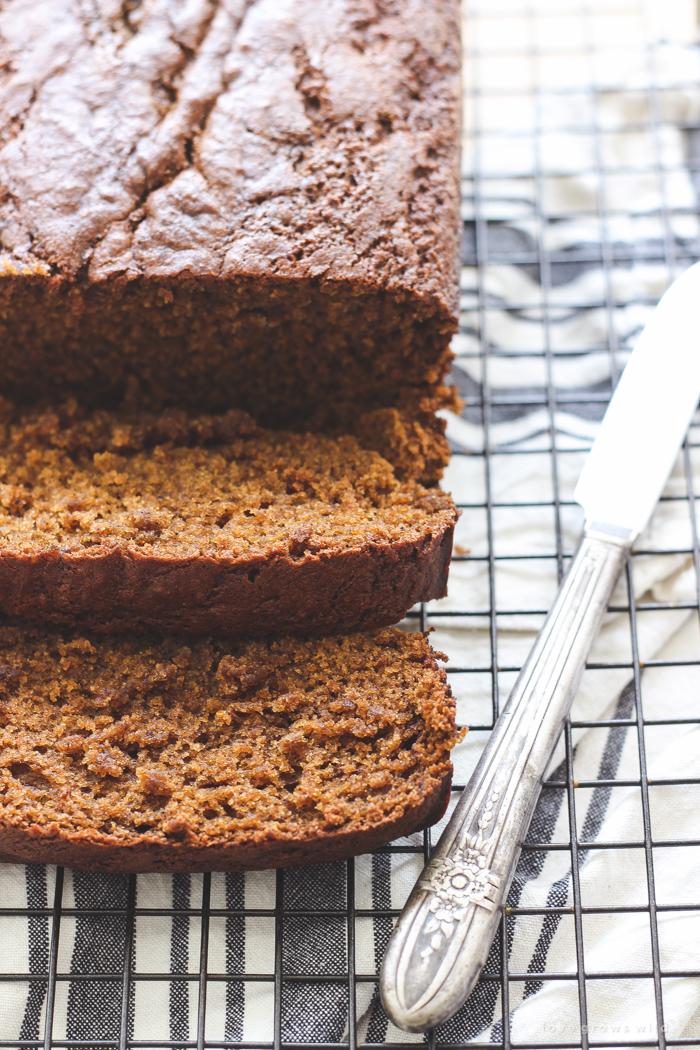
[0,0,461,424]
[0,402,457,634]
[0,772,451,873]
[0,528,455,636]
[0,625,460,872]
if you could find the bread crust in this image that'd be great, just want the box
[0,773,451,873]
[0,523,454,635]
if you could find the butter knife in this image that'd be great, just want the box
[380,261,700,1032]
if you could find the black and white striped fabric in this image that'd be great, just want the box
[3,1,700,1043]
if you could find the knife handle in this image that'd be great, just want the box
[380,528,631,1033]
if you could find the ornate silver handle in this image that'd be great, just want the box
[380,526,631,1032]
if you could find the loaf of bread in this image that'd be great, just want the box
[0,624,459,872]
[0,1,465,873]
[0,0,461,429]
[0,401,457,634]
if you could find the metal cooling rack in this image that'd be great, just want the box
[2,1,700,1047]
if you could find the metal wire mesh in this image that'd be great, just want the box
[2,1,700,1047]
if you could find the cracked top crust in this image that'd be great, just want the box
[0,0,461,314]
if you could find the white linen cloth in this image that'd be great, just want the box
[1,0,700,1045]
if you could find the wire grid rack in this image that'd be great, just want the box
[3,1,700,1047]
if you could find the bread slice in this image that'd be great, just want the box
[0,402,457,635]
[0,624,460,873]
[0,0,461,428]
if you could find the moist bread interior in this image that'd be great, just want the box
[0,402,455,560]
[0,625,459,867]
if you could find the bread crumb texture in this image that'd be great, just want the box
[0,401,455,558]
[0,625,460,865]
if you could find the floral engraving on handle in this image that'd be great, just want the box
[417,788,502,968]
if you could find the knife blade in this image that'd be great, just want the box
[575,261,700,537]
[379,261,700,1033]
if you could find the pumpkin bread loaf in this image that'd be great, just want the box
[0,624,460,872]
[0,0,465,870]
[0,401,457,635]
[0,0,461,427]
